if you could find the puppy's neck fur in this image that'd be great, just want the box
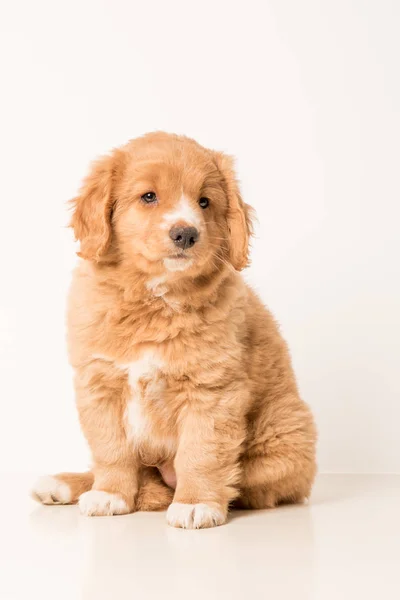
[87,257,237,313]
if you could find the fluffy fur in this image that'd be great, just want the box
[32,132,317,528]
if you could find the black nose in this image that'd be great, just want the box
[169,226,199,249]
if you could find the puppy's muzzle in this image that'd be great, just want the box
[169,226,199,250]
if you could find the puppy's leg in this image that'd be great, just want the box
[32,471,93,505]
[74,368,140,517]
[136,468,174,512]
[166,386,247,529]
[239,394,317,509]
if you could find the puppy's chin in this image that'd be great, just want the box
[163,256,194,273]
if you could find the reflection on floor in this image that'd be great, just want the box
[0,474,399,599]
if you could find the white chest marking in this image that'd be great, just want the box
[122,352,163,442]
[146,275,168,297]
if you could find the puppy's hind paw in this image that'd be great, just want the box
[31,475,72,505]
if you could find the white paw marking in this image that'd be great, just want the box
[78,490,129,516]
[166,502,226,529]
[31,475,72,505]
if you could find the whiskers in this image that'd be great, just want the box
[206,245,235,274]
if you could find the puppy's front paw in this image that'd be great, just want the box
[78,490,130,516]
[31,475,72,505]
[166,502,226,529]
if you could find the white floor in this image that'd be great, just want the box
[0,474,399,600]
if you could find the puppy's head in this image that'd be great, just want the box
[71,132,253,277]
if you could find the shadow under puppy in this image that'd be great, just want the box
[32,132,317,529]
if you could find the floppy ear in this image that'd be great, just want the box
[70,153,118,261]
[214,152,254,271]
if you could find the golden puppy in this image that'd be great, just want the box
[32,132,317,528]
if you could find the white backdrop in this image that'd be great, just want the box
[0,0,399,475]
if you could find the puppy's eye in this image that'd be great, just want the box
[141,192,157,203]
[199,197,209,209]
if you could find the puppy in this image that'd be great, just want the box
[32,132,317,528]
